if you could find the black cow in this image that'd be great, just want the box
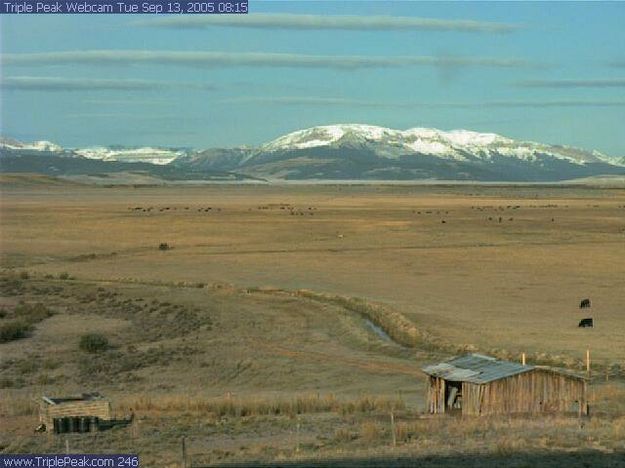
[578,318,593,328]
[580,298,591,309]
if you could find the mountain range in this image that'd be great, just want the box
[2,124,624,182]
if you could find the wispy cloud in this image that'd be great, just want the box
[222,96,625,109]
[0,76,216,91]
[1,76,165,91]
[516,78,625,88]
[81,98,172,105]
[1,50,538,70]
[607,59,625,68]
[221,96,397,108]
[64,113,180,120]
[454,100,625,108]
[135,13,520,34]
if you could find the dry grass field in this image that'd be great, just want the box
[1,176,624,466]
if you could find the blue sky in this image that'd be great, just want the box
[1,1,624,156]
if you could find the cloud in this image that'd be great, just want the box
[1,76,165,91]
[516,78,625,88]
[454,100,625,108]
[221,96,397,108]
[0,76,216,91]
[1,50,537,70]
[222,96,625,109]
[135,13,520,34]
[81,98,172,105]
[607,60,625,68]
[64,113,180,120]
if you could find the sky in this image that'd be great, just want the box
[1,1,624,156]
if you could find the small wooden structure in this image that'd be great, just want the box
[39,393,111,430]
[422,353,588,416]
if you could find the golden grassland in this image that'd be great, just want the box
[3,382,625,466]
[2,182,624,361]
[1,178,625,466]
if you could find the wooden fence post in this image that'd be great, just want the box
[390,411,396,447]
[296,419,301,453]
[181,436,187,468]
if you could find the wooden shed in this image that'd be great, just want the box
[422,354,588,416]
[39,393,111,428]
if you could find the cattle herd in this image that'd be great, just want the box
[578,298,593,328]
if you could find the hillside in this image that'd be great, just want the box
[3,126,624,182]
[175,124,625,181]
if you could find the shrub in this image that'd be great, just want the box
[0,321,32,343]
[15,302,53,323]
[158,243,170,251]
[19,271,30,280]
[360,421,383,442]
[0,377,16,388]
[334,427,355,443]
[79,333,110,353]
[0,303,53,343]
[58,272,70,280]
[0,277,24,294]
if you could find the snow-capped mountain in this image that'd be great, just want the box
[173,123,624,181]
[0,137,64,153]
[74,146,184,165]
[259,124,619,166]
[2,126,624,182]
[0,138,186,165]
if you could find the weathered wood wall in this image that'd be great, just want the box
[426,369,587,416]
[426,376,446,414]
[39,400,111,426]
[463,369,586,416]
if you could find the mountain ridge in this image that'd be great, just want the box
[2,125,624,182]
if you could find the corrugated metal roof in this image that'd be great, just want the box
[422,353,535,384]
[42,393,105,405]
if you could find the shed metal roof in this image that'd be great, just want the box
[422,353,535,384]
[41,393,105,405]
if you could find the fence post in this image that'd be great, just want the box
[390,411,396,447]
[296,419,301,453]
[181,436,187,468]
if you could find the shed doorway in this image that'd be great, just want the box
[445,381,463,412]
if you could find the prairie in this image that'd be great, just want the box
[1,177,624,466]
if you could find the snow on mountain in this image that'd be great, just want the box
[259,124,622,166]
[0,138,184,165]
[2,126,623,182]
[0,137,63,152]
[74,146,184,165]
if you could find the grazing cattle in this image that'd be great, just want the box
[580,298,591,309]
[578,318,593,328]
